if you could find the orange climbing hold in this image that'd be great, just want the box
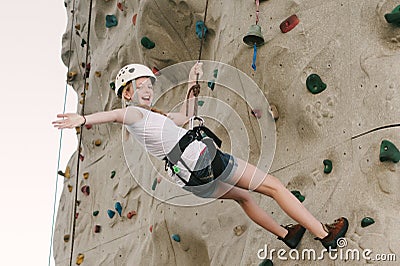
[132,14,137,25]
[65,166,71,179]
[76,254,84,265]
[94,139,102,146]
[67,71,77,82]
[83,172,89,179]
[68,184,73,192]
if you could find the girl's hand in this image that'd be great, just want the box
[52,113,85,129]
[188,62,203,82]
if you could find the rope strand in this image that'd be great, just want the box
[186,0,209,117]
[69,0,94,265]
[48,0,77,265]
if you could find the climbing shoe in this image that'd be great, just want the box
[315,217,349,249]
[278,224,306,249]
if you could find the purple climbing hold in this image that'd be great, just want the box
[81,185,90,196]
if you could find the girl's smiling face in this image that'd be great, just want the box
[123,77,154,106]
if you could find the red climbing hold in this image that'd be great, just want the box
[85,124,92,129]
[127,210,137,219]
[94,225,101,233]
[280,14,299,33]
[117,2,124,11]
[149,225,153,233]
[152,67,160,76]
[132,14,137,25]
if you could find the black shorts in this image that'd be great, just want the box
[182,148,238,198]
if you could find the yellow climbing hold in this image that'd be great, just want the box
[65,166,70,179]
[95,71,101,77]
[67,71,77,82]
[76,253,84,265]
[83,172,89,179]
[63,234,70,242]
[75,24,81,31]
[233,225,246,236]
[68,185,73,192]
[94,139,102,146]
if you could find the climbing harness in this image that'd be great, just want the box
[163,116,222,186]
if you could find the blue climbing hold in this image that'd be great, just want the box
[107,209,116,218]
[171,234,181,242]
[196,20,208,39]
[106,15,118,28]
[208,79,215,90]
[115,202,122,216]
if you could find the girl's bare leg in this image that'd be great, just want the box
[228,158,328,239]
[213,182,288,238]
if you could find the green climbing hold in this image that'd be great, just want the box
[106,15,118,28]
[110,170,116,179]
[291,190,305,202]
[198,100,204,107]
[259,259,273,266]
[323,159,333,174]
[171,234,181,242]
[361,217,375,228]
[379,140,400,163]
[172,165,180,174]
[306,74,327,94]
[151,178,158,191]
[93,210,99,216]
[384,5,400,26]
[213,69,218,78]
[110,81,116,91]
[141,37,155,49]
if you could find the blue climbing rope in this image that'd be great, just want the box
[48,1,77,266]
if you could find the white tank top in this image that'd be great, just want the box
[124,106,206,186]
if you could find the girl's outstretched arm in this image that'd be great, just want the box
[52,108,142,129]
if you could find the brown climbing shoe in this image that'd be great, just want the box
[315,217,349,249]
[278,224,306,249]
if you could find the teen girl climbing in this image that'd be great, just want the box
[53,62,348,249]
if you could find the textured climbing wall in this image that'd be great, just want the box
[55,0,400,265]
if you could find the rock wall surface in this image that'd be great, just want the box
[54,0,400,265]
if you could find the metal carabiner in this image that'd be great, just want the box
[189,116,205,130]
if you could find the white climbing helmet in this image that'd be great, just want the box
[114,64,156,97]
